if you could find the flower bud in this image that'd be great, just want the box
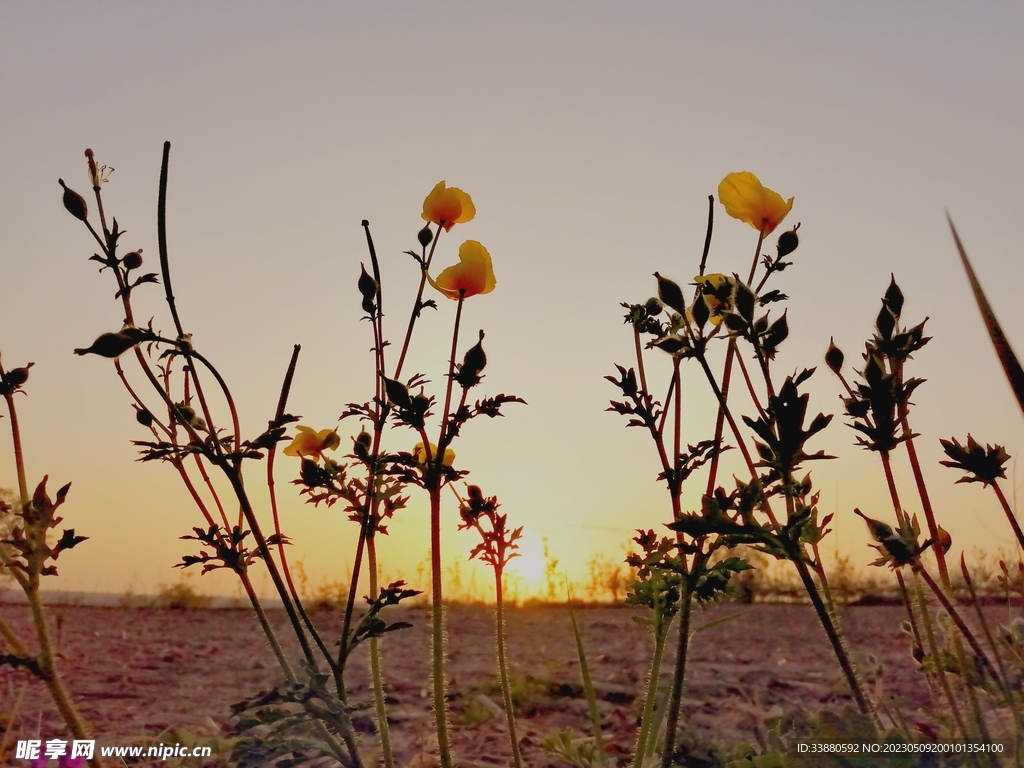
[135,408,154,428]
[58,179,88,221]
[358,264,378,315]
[3,363,33,389]
[173,404,197,426]
[776,223,800,259]
[418,225,434,248]
[644,297,663,317]
[455,330,486,389]
[825,338,844,374]
[654,272,686,315]
[122,251,143,270]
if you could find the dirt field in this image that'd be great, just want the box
[0,601,1015,766]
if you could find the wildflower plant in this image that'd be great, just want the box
[604,171,889,767]
[61,145,525,768]
[0,356,97,767]
[824,226,1024,747]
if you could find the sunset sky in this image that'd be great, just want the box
[2,3,1024,599]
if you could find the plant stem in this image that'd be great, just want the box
[367,538,395,768]
[428,485,454,768]
[494,567,523,768]
[993,481,1024,553]
[633,620,668,768]
[913,571,969,741]
[660,579,694,768]
[795,555,881,731]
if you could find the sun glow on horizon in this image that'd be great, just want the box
[504,531,548,587]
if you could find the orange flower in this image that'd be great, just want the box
[413,442,455,467]
[718,172,793,236]
[428,240,496,300]
[422,181,476,232]
[283,426,341,460]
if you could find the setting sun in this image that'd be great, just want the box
[504,531,548,586]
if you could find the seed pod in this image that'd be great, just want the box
[58,179,88,221]
[455,330,486,388]
[776,223,800,259]
[825,338,845,374]
[3,363,33,388]
[644,297,663,316]
[358,264,377,315]
[653,272,686,315]
[135,408,154,428]
[122,251,143,270]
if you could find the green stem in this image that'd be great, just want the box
[913,571,969,741]
[659,581,694,768]
[634,620,668,768]
[367,538,395,768]
[495,568,523,768]
[794,555,881,732]
[428,485,454,768]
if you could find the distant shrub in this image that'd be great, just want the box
[153,577,210,610]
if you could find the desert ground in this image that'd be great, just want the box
[0,600,1017,766]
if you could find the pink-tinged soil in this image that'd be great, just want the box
[0,602,1012,766]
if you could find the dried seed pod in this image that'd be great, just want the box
[825,338,845,374]
[58,178,88,221]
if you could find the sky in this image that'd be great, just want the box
[2,2,1024,599]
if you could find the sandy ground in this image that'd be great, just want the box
[0,601,1017,766]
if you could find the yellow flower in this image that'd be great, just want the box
[428,240,496,300]
[422,181,476,232]
[413,442,455,467]
[718,172,793,236]
[284,426,341,460]
[693,273,739,325]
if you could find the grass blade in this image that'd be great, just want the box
[948,214,1024,417]
[567,581,604,755]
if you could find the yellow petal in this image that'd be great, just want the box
[413,442,456,466]
[428,240,496,300]
[718,171,793,235]
[422,181,476,232]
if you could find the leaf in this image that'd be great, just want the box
[948,215,1024,418]
[689,611,746,641]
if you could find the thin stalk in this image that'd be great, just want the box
[913,572,969,741]
[633,622,668,768]
[423,293,465,768]
[993,482,1024,553]
[394,227,444,381]
[916,566,999,685]
[240,570,295,681]
[367,538,395,768]
[961,555,1024,743]
[428,486,454,768]
[494,567,523,768]
[705,339,737,496]
[568,590,604,754]
[223,467,316,666]
[898,407,948,583]
[794,554,881,731]
[660,581,694,768]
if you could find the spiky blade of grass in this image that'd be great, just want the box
[948,215,1024,417]
[567,583,604,755]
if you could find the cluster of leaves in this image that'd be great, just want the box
[829,277,930,453]
[458,485,522,572]
[0,477,87,581]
